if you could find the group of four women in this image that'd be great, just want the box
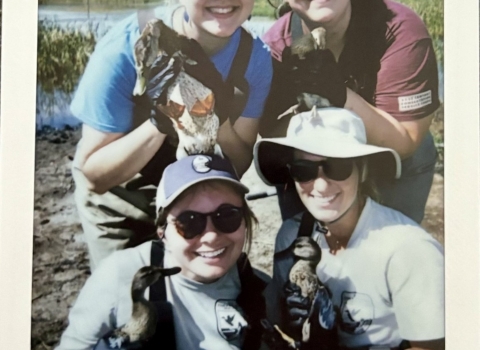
[56,0,444,349]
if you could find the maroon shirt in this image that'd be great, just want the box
[262,0,440,122]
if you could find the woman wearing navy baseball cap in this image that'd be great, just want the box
[56,155,268,350]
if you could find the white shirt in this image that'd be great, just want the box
[267,198,444,348]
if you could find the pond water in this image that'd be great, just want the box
[37,6,444,130]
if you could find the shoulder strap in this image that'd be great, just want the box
[291,12,304,42]
[298,211,315,237]
[236,253,267,350]
[149,240,167,301]
[144,241,176,350]
[225,28,254,123]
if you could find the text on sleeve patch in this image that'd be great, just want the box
[398,91,432,111]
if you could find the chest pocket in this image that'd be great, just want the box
[133,9,253,186]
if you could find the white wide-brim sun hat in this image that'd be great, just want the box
[254,107,402,186]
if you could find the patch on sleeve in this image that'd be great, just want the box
[398,91,432,111]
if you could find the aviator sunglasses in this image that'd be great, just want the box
[170,204,244,239]
[287,158,355,183]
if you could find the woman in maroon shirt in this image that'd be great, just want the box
[260,0,440,225]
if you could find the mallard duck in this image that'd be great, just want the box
[279,27,332,119]
[133,19,222,160]
[104,265,181,349]
[288,236,322,343]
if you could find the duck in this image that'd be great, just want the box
[133,19,223,160]
[279,27,332,119]
[104,265,181,349]
[288,236,322,344]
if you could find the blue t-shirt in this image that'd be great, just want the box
[71,6,273,133]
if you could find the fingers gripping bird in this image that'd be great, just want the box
[279,27,332,119]
[133,19,223,159]
[288,237,323,344]
[104,265,181,349]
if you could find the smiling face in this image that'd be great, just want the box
[287,0,351,29]
[163,182,246,283]
[180,0,254,39]
[293,150,359,223]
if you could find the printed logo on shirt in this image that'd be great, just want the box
[339,291,374,335]
[215,300,248,341]
[398,91,432,111]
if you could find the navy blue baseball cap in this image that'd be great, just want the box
[155,155,249,212]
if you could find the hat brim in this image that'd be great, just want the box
[158,177,249,212]
[254,137,401,186]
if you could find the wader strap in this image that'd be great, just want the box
[291,12,304,42]
[226,28,253,124]
[144,241,176,350]
[236,253,267,350]
[298,211,315,237]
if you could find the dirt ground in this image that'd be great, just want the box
[31,127,444,349]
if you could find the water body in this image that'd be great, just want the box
[37,6,444,129]
[37,6,274,129]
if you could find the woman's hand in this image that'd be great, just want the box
[284,282,311,328]
[146,54,181,136]
[287,49,347,108]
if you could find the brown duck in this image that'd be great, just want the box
[105,265,181,349]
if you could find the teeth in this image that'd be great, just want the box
[209,7,234,14]
[198,248,226,258]
[316,194,336,202]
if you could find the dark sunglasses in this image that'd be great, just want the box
[171,204,244,239]
[287,158,355,183]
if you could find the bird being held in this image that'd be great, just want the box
[288,237,324,344]
[104,265,181,349]
[279,27,332,119]
[133,19,223,159]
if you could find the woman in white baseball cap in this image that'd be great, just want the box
[56,155,268,350]
[256,108,444,350]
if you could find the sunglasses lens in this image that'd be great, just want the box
[173,205,244,239]
[175,211,207,239]
[288,162,319,183]
[288,158,354,182]
[324,158,354,181]
[212,206,244,233]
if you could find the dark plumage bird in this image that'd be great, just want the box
[133,19,223,159]
[289,237,322,344]
[279,27,332,119]
[133,19,194,96]
[105,265,181,349]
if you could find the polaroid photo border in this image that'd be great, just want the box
[0,0,479,348]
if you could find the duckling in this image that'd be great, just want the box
[288,236,322,343]
[104,265,181,349]
[279,27,332,119]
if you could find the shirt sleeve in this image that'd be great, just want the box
[70,24,139,133]
[386,236,445,341]
[55,256,122,350]
[375,37,440,121]
[241,37,273,118]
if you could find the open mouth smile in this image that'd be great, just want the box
[196,247,226,259]
[206,7,239,15]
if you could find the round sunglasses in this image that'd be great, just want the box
[170,204,244,239]
[287,158,355,183]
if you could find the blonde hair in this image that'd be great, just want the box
[156,181,257,254]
